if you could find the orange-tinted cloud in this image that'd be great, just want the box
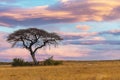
[88,37,105,41]
[76,25,91,31]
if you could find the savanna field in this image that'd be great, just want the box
[0,60,120,80]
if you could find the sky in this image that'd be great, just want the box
[0,0,120,61]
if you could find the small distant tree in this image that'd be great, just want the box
[7,28,63,65]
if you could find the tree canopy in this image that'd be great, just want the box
[7,28,63,65]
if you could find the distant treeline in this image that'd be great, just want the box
[0,62,11,65]
[0,60,120,65]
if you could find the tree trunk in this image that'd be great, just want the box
[31,53,38,65]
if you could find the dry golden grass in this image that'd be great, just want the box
[0,60,120,80]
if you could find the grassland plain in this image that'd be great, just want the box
[0,60,120,80]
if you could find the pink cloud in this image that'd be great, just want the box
[0,48,29,57]
[0,48,31,61]
[0,6,71,24]
[0,32,11,48]
[38,45,90,57]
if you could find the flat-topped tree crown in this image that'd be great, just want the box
[7,28,63,65]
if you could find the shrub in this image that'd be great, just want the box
[42,56,62,66]
[12,57,62,66]
[12,58,32,66]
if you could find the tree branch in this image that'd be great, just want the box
[33,40,48,54]
[21,37,29,49]
[33,39,58,54]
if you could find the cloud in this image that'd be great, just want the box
[0,6,72,27]
[103,6,120,21]
[0,32,10,49]
[49,0,120,21]
[0,48,31,61]
[0,22,12,27]
[76,25,91,31]
[0,48,28,56]
[57,31,118,46]
[86,36,105,41]
[66,40,120,45]
[100,29,120,35]
[60,0,69,3]
[0,32,27,61]
[0,0,120,27]
[58,31,97,40]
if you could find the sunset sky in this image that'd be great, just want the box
[0,0,120,61]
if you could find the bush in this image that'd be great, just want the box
[12,58,32,66]
[42,56,62,66]
[12,57,62,66]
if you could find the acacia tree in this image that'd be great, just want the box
[7,28,63,65]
